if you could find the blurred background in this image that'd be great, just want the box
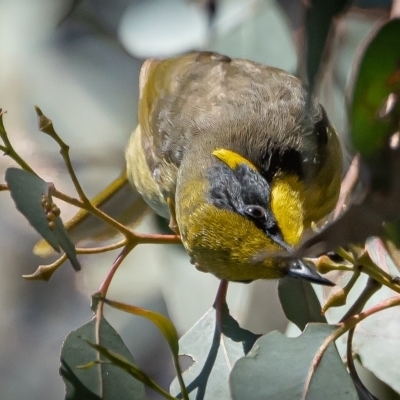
[0,0,395,399]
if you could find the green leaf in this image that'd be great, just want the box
[350,19,400,158]
[5,167,80,271]
[230,323,358,400]
[384,220,400,248]
[170,304,260,400]
[278,278,326,331]
[60,317,146,400]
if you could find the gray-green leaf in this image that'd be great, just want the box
[60,317,146,400]
[170,304,260,400]
[5,167,80,270]
[230,323,358,400]
[278,278,326,331]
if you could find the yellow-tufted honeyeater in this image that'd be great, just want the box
[125,51,342,285]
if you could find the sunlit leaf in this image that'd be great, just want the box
[230,324,357,400]
[317,241,400,394]
[344,241,400,394]
[351,301,400,395]
[170,304,260,399]
[60,317,146,400]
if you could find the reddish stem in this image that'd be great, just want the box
[214,279,229,332]
[135,233,181,244]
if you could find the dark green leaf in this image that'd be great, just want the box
[60,317,146,400]
[384,221,400,248]
[230,324,358,400]
[170,304,260,400]
[84,341,175,400]
[5,167,80,270]
[6,168,60,252]
[350,19,400,158]
[53,216,81,271]
[278,278,326,331]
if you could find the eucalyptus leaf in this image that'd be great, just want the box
[5,167,80,270]
[170,303,260,400]
[352,303,400,396]
[278,278,326,331]
[230,323,358,400]
[5,168,60,252]
[350,18,400,159]
[348,241,400,394]
[319,240,400,395]
[60,317,146,400]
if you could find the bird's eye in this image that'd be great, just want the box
[244,205,266,219]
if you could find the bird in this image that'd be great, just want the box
[124,51,343,285]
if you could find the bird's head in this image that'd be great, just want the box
[176,148,333,285]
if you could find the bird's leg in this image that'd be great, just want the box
[213,279,229,332]
[167,197,180,235]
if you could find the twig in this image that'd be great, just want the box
[391,0,400,18]
[0,109,37,175]
[22,254,68,281]
[333,155,361,220]
[50,185,135,239]
[340,277,382,322]
[335,247,400,294]
[75,240,127,254]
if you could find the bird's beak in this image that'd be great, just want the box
[287,259,335,286]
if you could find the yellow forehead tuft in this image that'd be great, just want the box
[270,175,305,246]
[212,149,257,171]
